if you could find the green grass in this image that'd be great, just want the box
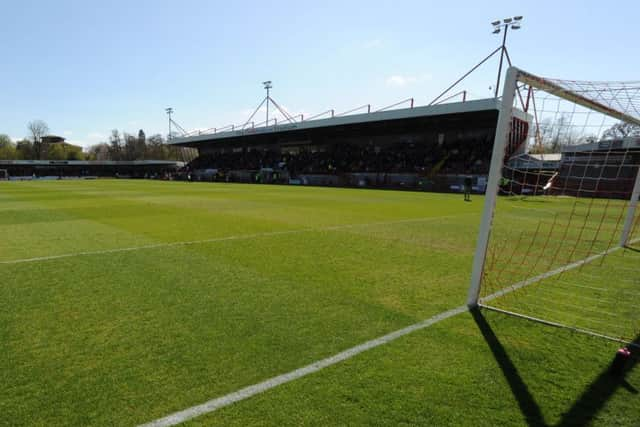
[480,195,640,341]
[1,179,638,426]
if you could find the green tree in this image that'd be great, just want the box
[0,134,16,159]
[15,139,34,159]
[66,145,84,160]
[47,143,65,160]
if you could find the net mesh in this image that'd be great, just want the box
[478,73,640,343]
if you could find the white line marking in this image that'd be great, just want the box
[0,214,475,265]
[138,306,467,427]
[138,238,638,427]
[481,237,640,303]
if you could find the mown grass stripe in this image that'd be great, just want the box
[0,215,473,265]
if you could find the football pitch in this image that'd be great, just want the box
[1,179,639,426]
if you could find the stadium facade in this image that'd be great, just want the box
[171,98,531,192]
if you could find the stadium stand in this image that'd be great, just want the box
[0,160,184,180]
[554,137,640,199]
[174,99,532,192]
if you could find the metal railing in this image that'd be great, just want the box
[178,95,429,138]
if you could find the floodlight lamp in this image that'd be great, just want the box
[503,17,512,23]
[492,28,500,34]
[514,16,523,21]
[511,24,521,29]
[491,20,501,26]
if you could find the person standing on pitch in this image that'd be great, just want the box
[463,175,473,201]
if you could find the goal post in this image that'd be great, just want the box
[467,67,520,307]
[620,169,640,247]
[468,66,640,344]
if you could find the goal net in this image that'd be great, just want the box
[0,169,7,180]
[468,67,640,345]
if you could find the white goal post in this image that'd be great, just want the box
[467,67,520,308]
[467,66,640,344]
[620,169,640,247]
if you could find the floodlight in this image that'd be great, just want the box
[490,14,523,98]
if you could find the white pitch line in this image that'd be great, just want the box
[138,237,638,427]
[481,236,640,303]
[138,305,468,427]
[0,229,305,265]
[0,214,475,265]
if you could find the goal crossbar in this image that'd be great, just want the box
[517,69,640,127]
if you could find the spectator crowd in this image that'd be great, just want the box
[190,140,491,177]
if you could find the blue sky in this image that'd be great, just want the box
[2,0,638,147]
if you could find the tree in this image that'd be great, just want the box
[532,114,580,153]
[147,134,167,159]
[124,133,137,160]
[15,139,34,159]
[109,129,122,161]
[122,130,148,160]
[65,145,84,160]
[0,134,11,147]
[87,143,110,160]
[602,122,640,139]
[27,120,49,159]
[0,134,16,159]
[137,129,147,160]
[86,130,182,161]
[47,143,66,160]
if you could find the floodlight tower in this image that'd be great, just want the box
[492,16,523,98]
[263,81,273,125]
[165,107,174,140]
[243,80,296,129]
